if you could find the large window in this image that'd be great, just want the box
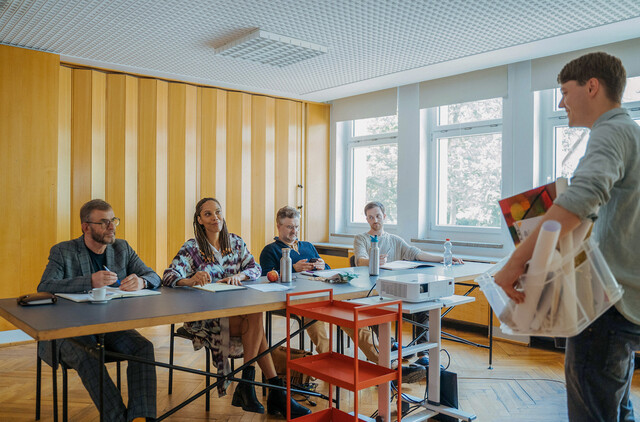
[348,115,398,224]
[540,76,640,182]
[429,98,503,229]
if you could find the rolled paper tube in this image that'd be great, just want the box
[576,256,596,320]
[559,231,578,330]
[530,280,555,331]
[513,220,561,331]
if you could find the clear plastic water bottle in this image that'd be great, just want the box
[280,248,292,282]
[369,235,380,276]
[443,238,453,269]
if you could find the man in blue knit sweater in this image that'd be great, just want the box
[260,206,331,353]
[259,206,328,276]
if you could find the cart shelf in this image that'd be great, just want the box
[289,351,397,390]
[285,289,402,421]
[287,297,400,329]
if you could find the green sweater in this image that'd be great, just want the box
[555,108,640,325]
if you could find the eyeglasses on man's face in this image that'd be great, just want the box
[284,225,299,231]
[86,217,120,229]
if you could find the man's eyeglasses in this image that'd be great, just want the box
[284,225,299,231]
[86,217,120,229]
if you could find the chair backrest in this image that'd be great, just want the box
[349,255,356,267]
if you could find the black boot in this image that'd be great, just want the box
[266,376,311,418]
[231,366,264,413]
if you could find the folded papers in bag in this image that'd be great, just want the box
[17,292,57,306]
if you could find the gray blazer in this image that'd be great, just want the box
[37,235,161,365]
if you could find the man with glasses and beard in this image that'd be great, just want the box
[38,199,160,422]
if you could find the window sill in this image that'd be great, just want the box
[411,238,503,249]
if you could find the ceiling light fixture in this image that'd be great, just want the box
[215,29,327,67]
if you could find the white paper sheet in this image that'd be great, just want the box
[246,283,293,292]
[379,261,433,270]
[193,283,246,293]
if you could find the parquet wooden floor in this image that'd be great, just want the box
[1,319,639,421]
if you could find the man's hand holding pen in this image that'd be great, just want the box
[91,270,118,288]
[120,274,145,291]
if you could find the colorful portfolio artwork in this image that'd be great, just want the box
[499,178,567,246]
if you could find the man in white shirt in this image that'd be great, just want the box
[353,201,463,267]
[354,201,463,362]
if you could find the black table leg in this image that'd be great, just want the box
[51,339,58,422]
[98,334,105,422]
[489,308,494,369]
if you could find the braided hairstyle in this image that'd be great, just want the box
[193,197,232,262]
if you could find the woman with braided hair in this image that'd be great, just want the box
[163,197,310,417]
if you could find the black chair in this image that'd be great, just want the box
[349,255,356,267]
[168,324,244,410]
[35,349,123,421]
[266,310,309,352]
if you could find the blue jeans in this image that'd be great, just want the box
[566,306,640,422]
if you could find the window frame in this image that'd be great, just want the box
[425,103,504,238]
[345,119,399,229]
[538,87,640,185]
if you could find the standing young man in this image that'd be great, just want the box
[495,52,640,421]
[38,199,160,422]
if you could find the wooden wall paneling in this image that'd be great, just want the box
[137,79,169,273]
[226,92,252,243]
[57,66,72,243]
[250,96,276,257]
[71,69,106,236]
[319,254,350,270]
[155,81,169,270]
[444,284,490,326]
[196,87,202,200]
[199,88,227,200]
[274,100,300,216]
[167,83,198,257]
[304,103,331,242]
[0,46,59,330]
[295,102,304,240]
[106,74,139,249]
[184,85,198,241]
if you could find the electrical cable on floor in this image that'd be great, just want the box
[457,376,566,386]
[441,347,451,370]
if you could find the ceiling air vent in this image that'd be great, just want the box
[215,29,327,67]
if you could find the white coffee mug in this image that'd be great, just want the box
[90,287,107,301]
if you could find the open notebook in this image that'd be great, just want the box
[193,283,246,293]
[56,287,161,303]
[380,260,435,270]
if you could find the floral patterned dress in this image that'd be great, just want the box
[162,233,261,395]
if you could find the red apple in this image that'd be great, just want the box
[267,270,279,282]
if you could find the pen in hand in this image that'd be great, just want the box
[103,266,121,287]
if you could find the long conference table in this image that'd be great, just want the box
[0,262,492,421]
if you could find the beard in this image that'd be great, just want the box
[89,228,116,245]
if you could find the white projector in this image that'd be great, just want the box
[378,273,454,302]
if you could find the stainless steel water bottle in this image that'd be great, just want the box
[369,235,380,276]
[280,248,292,282]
